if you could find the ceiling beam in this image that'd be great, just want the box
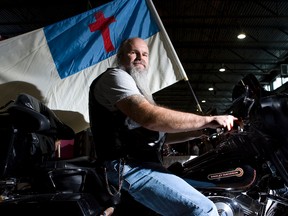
[172,41,288,50]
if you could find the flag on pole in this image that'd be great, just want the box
[0,0,187,133]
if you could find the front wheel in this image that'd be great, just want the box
[266,202,288,216]
[209,196,244,216]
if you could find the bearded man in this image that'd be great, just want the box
[88,37,237,216]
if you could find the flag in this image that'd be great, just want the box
[0,0,187,133]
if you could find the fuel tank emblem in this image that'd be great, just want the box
[208,167,244,180]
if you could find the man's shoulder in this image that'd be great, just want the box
[92,68,133,88]
[101,67,131,79]
[105,67,126,74]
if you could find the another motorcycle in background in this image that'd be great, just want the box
[0,93,117,216]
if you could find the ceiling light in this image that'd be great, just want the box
[219,64,226,72]
[237,33,246,39]
[219,67,225,72]
[208,87,214,91]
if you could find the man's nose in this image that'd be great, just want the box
[135,53,142,60]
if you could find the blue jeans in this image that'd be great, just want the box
[104,160,219,216]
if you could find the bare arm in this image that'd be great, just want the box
[116,95,237,133]
[164,131,208,145]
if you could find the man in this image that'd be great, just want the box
[89,37,237,215]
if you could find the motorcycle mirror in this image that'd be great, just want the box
[232,73,263,101]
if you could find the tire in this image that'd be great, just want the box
[266,202,288,216]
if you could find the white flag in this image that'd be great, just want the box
[0,0,186,133]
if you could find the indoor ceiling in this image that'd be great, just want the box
[1,0,288,115]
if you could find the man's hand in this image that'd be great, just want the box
[210,115,238,131]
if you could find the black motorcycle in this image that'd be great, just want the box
[168,73,288,216]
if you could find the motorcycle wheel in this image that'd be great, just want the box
[209,196,244,216]
[266,202,288,216]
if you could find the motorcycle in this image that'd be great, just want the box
[168,73,288,216]
[1,72,288,216]
[0,93,119,216]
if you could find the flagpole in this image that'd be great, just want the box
[146,0,203,113]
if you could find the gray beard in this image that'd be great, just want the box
[130,67,155,104]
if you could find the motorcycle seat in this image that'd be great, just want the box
[8,93,75,139]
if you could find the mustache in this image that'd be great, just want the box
[133,60,146,65]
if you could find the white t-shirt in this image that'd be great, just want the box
[93,68,144,112]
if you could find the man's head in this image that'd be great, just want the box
[117,37,149,73]
[117,37,154,104]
